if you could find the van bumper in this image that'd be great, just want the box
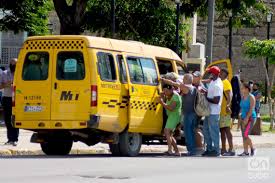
[13,120,88,129]
[87,115,100,128]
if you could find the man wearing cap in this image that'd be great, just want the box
[192,71,207,93]
[202,66,223,156]
[0,58,19,146]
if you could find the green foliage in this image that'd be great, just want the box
[216,0,268,28]
[243,38,275,64]
[86,0,190,51]
[0,0,52,35]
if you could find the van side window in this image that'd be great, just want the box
[97,52,116,81]
[116,55,127,83]
[56,51,85,80]
[157,60,173,76]
[176,63,186,76]
[22,52,49,81]
[127,57,158,85]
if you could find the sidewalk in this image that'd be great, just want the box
[0,128,275,156]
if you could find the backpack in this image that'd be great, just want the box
[194,88,211,117]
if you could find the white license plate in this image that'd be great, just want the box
[24,106,43,112]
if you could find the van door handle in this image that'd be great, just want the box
[54,83,58,90]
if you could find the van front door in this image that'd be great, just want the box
[204,59,233,80]
[51,50,90,121]
[126,57,162,134]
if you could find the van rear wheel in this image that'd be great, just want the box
[109,131,142,157]
[41,140,73,155]
[40,133,73,156]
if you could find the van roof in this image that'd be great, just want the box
[26,35,182,62]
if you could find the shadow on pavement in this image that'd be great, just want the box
[1,153,244,159]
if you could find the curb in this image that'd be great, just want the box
[1,143,274,156]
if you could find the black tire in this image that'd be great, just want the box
[109,144,121,156]
[119,131,142,157]
[40,132,73,156]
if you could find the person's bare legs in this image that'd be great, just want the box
[220,128,227,154]
[243,139,249,153]
[237,118,241,131]
[225,127,234,151]
[164,128,173,153]
[171,137,180,156]
[230,118,235,129]
[247,137,254,149]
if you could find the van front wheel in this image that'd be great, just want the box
[40,139,73,155]
[119,131,142,157]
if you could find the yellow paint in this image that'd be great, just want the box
[13,35,232,137]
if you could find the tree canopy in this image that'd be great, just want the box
[0,0,270,51]
[243,38,275,130]
[0,0,52,35]
[215,0,268,28]
[244,38,275,64]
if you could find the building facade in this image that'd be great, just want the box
[196,2,275,81]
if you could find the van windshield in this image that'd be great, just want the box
[22,52,49,81]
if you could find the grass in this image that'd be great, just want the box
[261,115,271,122]
[262,124,275,133]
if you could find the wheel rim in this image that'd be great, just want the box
[128,133,141,152]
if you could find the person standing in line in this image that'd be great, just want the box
[252,83,262,117]
[202,66,223,157]
[219,69,235,156]
[192,71,207,93]
[238,83,257,156]
[0,58,19,146]
[162,74,198,156]
[158,84,182,156]
[0,67,3,105]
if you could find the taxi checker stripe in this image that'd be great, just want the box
[102,97,129,109]
[101,99,157,111]
[130,101,157,111]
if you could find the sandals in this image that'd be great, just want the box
[164,151,181,157]
[164,151,174,156]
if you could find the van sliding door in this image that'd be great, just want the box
[126,57,162,134]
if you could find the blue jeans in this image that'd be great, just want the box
[203,115,220,153]
[184,112,197,154]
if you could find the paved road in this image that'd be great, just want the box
[0,148,274,183]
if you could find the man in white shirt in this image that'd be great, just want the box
[202,66,223,157]
[0,59,19,146]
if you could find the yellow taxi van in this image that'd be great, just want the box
[12,35,232,156]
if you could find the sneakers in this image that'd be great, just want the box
[238,152,250,157]
[202,150,211,156]
[202,150,220,157]
[4,141,18,146]
[251,148,256,156]
[222,150,236,156]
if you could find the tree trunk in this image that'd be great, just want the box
[53,0,88,35]
[269,65,275,130]
[261,58,274,130]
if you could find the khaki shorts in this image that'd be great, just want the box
[220,115,231,128]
